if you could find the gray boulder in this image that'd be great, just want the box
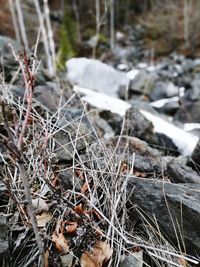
[66,58,129,97]
[128,178,200,256]
[53,120,94,162]
[129,70,158,96]
[174,101,200,123]
[150,81,178,101]
[124,108,158,145]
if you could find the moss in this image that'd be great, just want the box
[56,5,77,70]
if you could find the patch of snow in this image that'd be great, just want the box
[118,63,127,71]
[116,31,125,41]
[179,87,185,97]
[146,65,156,72]
[137,62,148,69]
[151,96,179,108]
[140,110,198,156]
[184,123,200,132]
[126,69,139,80]
[74,85,131,116]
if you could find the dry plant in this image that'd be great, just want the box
[0,65,199,266]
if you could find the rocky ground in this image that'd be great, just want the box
[0,24,200,267]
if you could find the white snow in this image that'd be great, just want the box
[126,69,139,80]
[137,62,148,69]
[118,63,127,70]
[140,110,198,156]
[151,96,179,108]
[184,123,200,132]
[74,85,131,116]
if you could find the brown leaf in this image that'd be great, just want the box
[65,222,78,234]
[81,182,89,194]
[74,203,85,215]
[81,252,97,267]
[52,232,69,253]
[36,212,52,228]
[75,169,84,180]
[80,241,113,267]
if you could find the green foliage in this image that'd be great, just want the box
[57,5,77,70]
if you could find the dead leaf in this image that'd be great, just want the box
[36,212,52,227]
[80,241,113,267]
[52,232,69,253]
[93,209,102,221]
[74,204,85,215]
[81,182,89,194]
[81,253,97,267]
[75,169,84,180]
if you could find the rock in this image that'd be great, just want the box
[155,133,179,156]
[87,136,161,175]
[62,108,115,138]
[119,251,143,267]
[123,108,158,145]
[174,101,200,123]
[33,83,64,112]
[191,139,200,171]
[58,168,82,191]
[60,253,74,267]
[0,36,17,55]
[99,110,123,135]
[112,45,137,63]
[127,178,200,256]
[129,70,158,96]
[130,100,158,114]
[11,82,64,113]
[66,58,129,97]
[0,215,9,262]
[188,78,200,101]
[104,136,161,159]
[150,81,178,101]
[167,158,200,183]
[53,119,94,162]
[152,99,180,116]
[181,59,194,73]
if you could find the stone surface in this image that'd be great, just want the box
[66,57,129,97]
[128,178,200,256]
[155,133,179,156]
[124,108,158,145]
[150,81,178,101]
[191,139,200,171]
[174,101,200,123]
[58,168,82,191]
[129,70,158,96]
[87,136,161,175]
[167,159,200,183]
[53,119,94,162]
[0,215,9,262]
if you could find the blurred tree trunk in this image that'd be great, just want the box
[72,0,82,44]
[110,0,115,50]
[92,0,100,58]
[184,0,189,48]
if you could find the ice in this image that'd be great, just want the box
[140,110,198,156]
[74,85,131,116]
